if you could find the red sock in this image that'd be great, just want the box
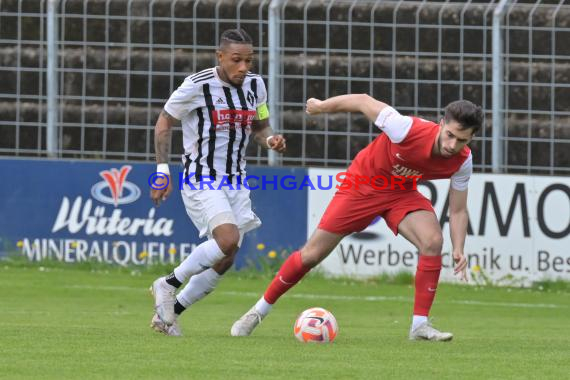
[263,250,311,304]
[413,255,442,316]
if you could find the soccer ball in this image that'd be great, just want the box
[293,307,338,343]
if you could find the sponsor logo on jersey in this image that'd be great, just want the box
[391,164,423,178]
[212,109,256,127]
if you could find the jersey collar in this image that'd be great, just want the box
[214,66,234,87]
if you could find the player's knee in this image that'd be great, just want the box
[421,234,443,255]
[216,237,239,256]
[214,226,240,255]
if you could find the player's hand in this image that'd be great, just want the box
[150,174,172,207]
[306,98,323,115]
[453,251,468,282]
[268,134,286,153]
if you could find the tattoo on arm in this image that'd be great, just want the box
[155,109,174,163]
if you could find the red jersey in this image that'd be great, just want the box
[318,107,473,235]
[349,116,471,191]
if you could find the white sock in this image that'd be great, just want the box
[254,296,273,317]
[173,239,225,282]
[412,315,428,331]
[177,268,222,308]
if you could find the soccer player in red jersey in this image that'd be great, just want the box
[232,94,483,341]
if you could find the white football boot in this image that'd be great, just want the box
[150,313,182,337]
[150,276,176,325]
[230,306,264,336]
[409,321,453,342]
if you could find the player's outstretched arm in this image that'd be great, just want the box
[151,109,176,206]
[306,94,389,123]
[449,186,469,281]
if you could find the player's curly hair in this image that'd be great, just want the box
[444,100,483,134]
[219,28,253,47]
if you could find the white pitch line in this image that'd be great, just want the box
[220,291,567,309]
[1,310,136,315]
[66,284,145,292]
[62,285,567,309]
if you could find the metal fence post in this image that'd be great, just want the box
[492,0,510,173]
[46,0,59,157]
[268,0,283,166]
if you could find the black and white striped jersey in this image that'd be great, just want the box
[164,67,267,183]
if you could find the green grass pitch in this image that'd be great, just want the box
[1,264,568,379]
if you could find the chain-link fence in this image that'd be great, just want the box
[502,0,569,174]
[0,0,569,174]
[0,0,271,162]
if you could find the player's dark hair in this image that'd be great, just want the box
[219,28,253,47]
[444,100,483,134]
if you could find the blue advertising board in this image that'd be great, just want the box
[0,159,308,269]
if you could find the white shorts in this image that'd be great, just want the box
[180,180,262,239]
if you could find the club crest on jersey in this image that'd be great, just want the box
[212,109,256,129]
[247,90,256,107]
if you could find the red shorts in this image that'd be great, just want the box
[318,187,434,236]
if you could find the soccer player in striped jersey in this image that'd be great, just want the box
[231,96,483,341]
[149,28,286,336]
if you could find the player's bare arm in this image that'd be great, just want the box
[449,186,469,281]
[151,109,177,206]
[306,94,389,123]
[251,118,286,153]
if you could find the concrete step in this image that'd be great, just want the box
[4,46,569,113]
[279,109,570,138]
[279,110,570,169]
[3,0,568,55]
[3,103,569,138]
[2,102,568,169]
